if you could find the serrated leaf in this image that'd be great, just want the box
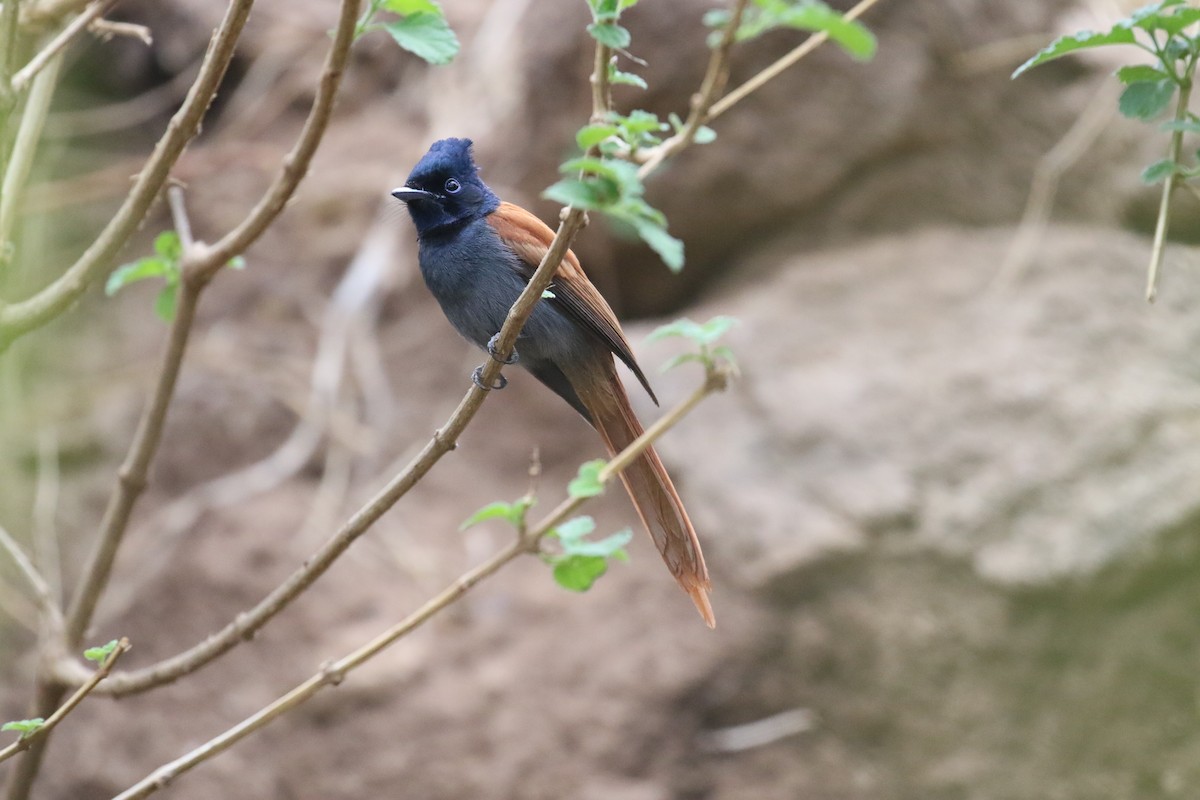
[105,258,170,296]
[577,123,619,150]
[1013,28,1138,78]
[83,639,120,663]
[153,230,182,261]
[568,459,607,498]
[587,21,631,49]
[2,719,44,738]
[1118,79,1175,120]
[1116,64,1170,83]
[737,0,876,60]
[383,12,459,65]
[552,554,609,592]
[155,283,179,322]
[1141,158,1179,183]
[561,156,642,194]
[562,528,633,559]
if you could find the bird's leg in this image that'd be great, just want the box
[472,366,508,391]
[487,333,519,365]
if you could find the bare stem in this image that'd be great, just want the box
[0,0,253,350]
[9,0,113,93]
[0,525,61,633]
[110,367,728,800]
[0,638,129,765]
[1146,78,1193,302]
[591,41,611,122]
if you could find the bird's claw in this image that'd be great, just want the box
[487,333,519,365]
[472,366,508,391]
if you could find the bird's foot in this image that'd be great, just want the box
[487,333,519,365]
[472,366,508,391]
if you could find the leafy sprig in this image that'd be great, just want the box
[648,315,739,373]
[543,516,633,592]
[704,0,876,58]
[354,0,459,65]
[0,719,44,740]
[106,231,244,322]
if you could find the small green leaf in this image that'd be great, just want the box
[383,12,459,65]
[2,719,45,738]
[153,230,182,261]
[562,527,633,559]
[649,315,738,345]
[629,217,684,272]
[554,516,597,542]
[609,66,647,89]
[703,8,731,28]
[693,125,717,144]
[577,123,619,150]
[155,283,179,322]
[568,459,607,498]
[1115,64,1170,83]
[1160,118,1200,132]
[227,255,247,270]
[1013,27,1138,78]
[83,639,120,663]
[1118,79,1175,120]
[542,289,556,299]
[552,554,609,591]
[380,0,441,13]
[543,178,607,210]
[105,258,169,296]
[736,0,876,60]
[587,21,631,49]
[460,497,534,530]
[660,352,703,373]
[1141,158,1179,183]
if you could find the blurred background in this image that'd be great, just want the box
[4,0,1200,797]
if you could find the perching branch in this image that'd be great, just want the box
[0,638,130,765]
[110,365,729,800]
[0,0,253,350]
[9,0,114,94]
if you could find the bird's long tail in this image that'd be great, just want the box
[571,362,714,628]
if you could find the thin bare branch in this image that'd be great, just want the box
[166,183,193,249]
[0,0,253,350]
[9,0,114,93]
[87,17,150,45]
[1146,78,1192,302]
[111,366,729,800]
[32,428,63,607]
[0,638,130,765]
[0,525,60,631]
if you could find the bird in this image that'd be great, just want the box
[392,137,714,628]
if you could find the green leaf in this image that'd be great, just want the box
[587,21,631,49]
[577,123,619,150]
[83,639,120,663]
[1115,64,1170,83]
[155,283,179,322]
[552,554,609,592]
[554,516,597,542]
[609,65,648,89]
[542,289,556,299]
[698,315,738,343]
[649,315,738,345]
[105,257,170,296]
[1160,118,1200,132]
[1013,28,1138,78]
[2,719,44,738]
[227,255,247,270]
[660,352,703,373]
[693,125,717,144]
[460,497,534,530]
[562,527,633,559]
[543,178,607,210]
[383,12,459,65]
[380,0,441,13]
[737,0,876,60]
[1118,79,1175,120]
[153,230,182,261]
[1141,158,1179,183]
[628,216,684,272]
[568,459,607,498]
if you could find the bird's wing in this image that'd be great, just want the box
[487,201,657,404]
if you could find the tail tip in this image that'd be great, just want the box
[685,582,716,629]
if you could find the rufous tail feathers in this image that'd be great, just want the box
[571,363,714,628]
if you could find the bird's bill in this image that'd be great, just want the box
[391,186,436,203]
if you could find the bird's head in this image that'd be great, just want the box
[392,138,499,236]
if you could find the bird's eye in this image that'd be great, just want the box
[444,178,462,194]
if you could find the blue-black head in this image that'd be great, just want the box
[392,138,500,237]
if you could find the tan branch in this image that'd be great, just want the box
[0,525,61,634]
[110,366,729,800]
[9,0,114,93]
